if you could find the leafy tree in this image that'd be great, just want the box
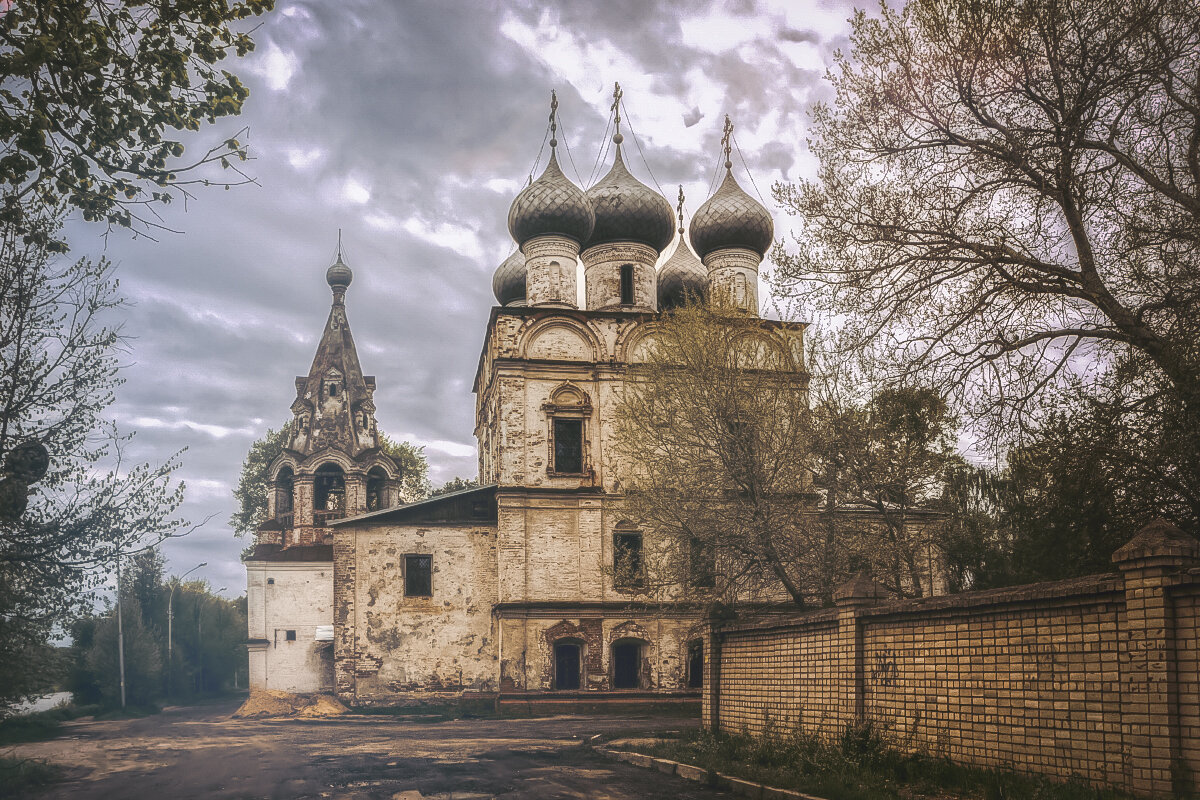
[379,434,430,503]
[0,0,275,243]
[81,593,162,708]
[773,0,1200,525]
[0,211,185,708]
[431,476,480,497]
[229,422,290,538]
[812,387,962,597]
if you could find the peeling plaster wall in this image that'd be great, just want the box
[246,561,334,692]
[337,523,498,706]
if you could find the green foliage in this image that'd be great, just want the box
[431,476,480,497]
[379,434,431,503]
[0,0,275,243]
[67,550,245,707]
[0,212,185,708]
[229,422,291,538]
[639,727,1136,800]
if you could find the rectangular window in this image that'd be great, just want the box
[620,263,634,304]
[285,629,296,641]
[405,554,432,597]
[614,531,644,589]
[553,418,584,474]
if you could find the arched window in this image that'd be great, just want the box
[543,383,592,477]
[611,639,643,689]
[554,639,582,690]
[613,524,644,589]
[275,467,294,516]
[366,466,387,511]
[619,263,634,305]
[313,463,345,523]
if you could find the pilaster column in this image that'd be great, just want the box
[1113,518,1200,797]
[833,573,889,731]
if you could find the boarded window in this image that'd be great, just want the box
[405,554,432,597]
[553,418,583,474]
[614,530,643,589]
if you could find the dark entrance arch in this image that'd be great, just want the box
[554,641,581,690]
[612,639,642,689]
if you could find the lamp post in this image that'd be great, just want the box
[168,562,206,700]
[197,587,226,694]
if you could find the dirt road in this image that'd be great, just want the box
[8,701,726,799]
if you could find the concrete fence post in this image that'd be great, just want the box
[833,573,889,732]
[1113,518,1200,797]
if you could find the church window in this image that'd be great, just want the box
[275,467,294,516]
[554,641,582,690]
[552,418,584,474]
[619,263,634,305]
[366,467,387,511]
[613,527,644,589]
[611,640,642,689]
[404,554,432,597]
[688,640,704,688]
[314,463,346,521]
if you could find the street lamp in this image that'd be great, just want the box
[168,562,206,700]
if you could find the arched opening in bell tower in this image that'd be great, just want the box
[313,462,346,524]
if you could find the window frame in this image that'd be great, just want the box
[542,383,593,478]
[403,553,433,598]
[613,526,645,590]
[619,263,634,305]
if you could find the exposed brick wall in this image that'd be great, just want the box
[703,522,1200,797]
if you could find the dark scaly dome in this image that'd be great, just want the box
[657,234,706,309]
[326,253,353,291]
[507,151,595,247]
[492,250,527,306]
[583,145,675,253]
[689,169,774,259]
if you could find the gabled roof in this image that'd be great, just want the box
[331,484,498,527]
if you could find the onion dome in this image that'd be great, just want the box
[658,235,706,309]
[492,250,527,306]
[507,150,595,247]
[326,253,353,291]
[584,144,675,253]
[689,169,774,259]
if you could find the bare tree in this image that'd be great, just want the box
[773,0,1200,517]
[0,210,185,706]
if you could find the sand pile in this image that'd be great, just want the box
[233,690,348,719]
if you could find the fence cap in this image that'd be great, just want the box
[833,572,890,606]
[1112,518,1200,566]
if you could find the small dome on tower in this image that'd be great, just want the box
[492,250,527,306]
[658,236,706,309]
[326,253,353,290]
[584,147,675,253]
[507,151,595,247]
[689,170,774,260]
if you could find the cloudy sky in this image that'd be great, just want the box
[66,0,859,595]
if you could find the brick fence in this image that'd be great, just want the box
[701,519,1200,797]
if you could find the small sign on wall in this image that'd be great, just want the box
[315,625,334,641]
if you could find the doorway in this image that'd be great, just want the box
[612,640,641,689]
[554,642,581,690]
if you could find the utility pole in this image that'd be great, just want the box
[116,549,126,709]
[167,562,206,700]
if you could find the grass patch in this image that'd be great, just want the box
[0,755,63,797]
[631,725,1136,800]
[0,704,102,745]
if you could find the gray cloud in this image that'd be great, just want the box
[58,0,851,595]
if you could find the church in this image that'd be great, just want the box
[244,92,805,706]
